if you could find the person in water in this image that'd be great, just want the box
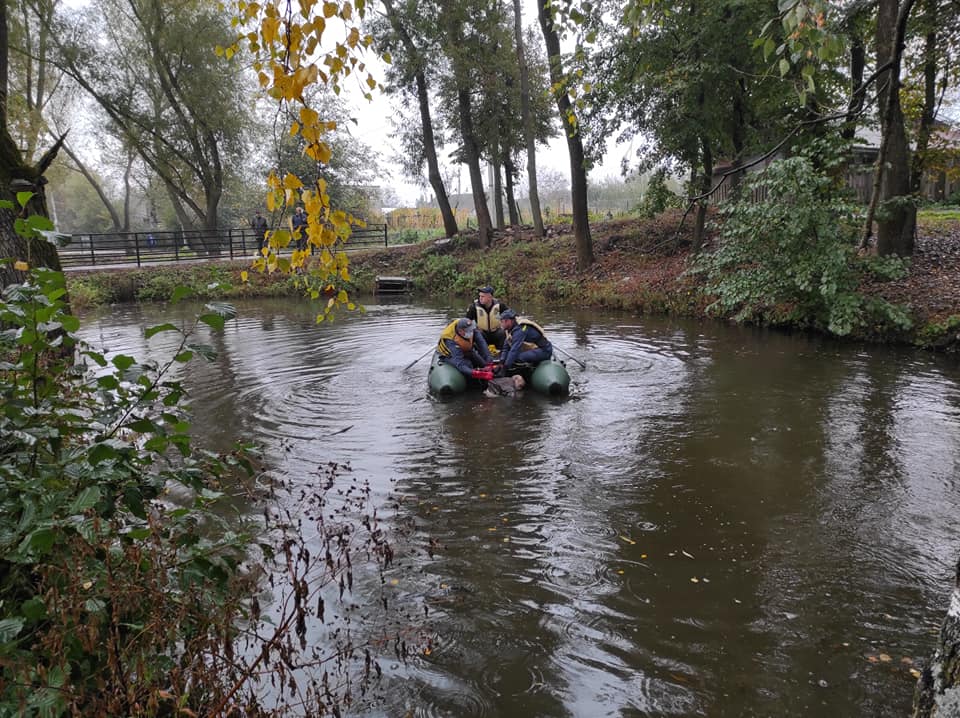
[498,309,553,372]
[484,374,526,398]
[465,286,509,351]
[436,317,495,381]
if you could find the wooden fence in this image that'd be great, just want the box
[59,224,389,269]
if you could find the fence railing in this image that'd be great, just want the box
[59,224,389,269]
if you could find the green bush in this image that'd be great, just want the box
[408,252,460,292]
[635,168,682,219]
[0,268,408,715]
[693,157,912,336]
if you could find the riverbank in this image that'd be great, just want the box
[66,208,960,350]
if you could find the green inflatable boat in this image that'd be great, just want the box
[427,353,570,397]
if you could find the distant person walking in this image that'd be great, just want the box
[251,210,269,256]
[292,207,308,252]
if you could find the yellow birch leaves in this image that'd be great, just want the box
[221,0,383,320]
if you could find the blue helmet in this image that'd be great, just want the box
[499,309,517,322]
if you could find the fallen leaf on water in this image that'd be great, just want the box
[690,577,699,583]
[390,579,399,586]
[910,668,922,679]
[617,569,624,575]
[901,657,914,665]
[14,261,29,271]
[619,535,636,545]
[879,654,892,663]
[641,553,648,559]
[867,655,879,663]
[669,673,689,683]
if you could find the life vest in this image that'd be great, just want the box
[437,319,473,356]
[506,318,549,352]
[473,300,502,334]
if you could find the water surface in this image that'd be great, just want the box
[79,298,960,717]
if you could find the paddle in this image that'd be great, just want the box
[554,345,587,369]
[403,346,435,371]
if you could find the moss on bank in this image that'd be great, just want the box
[66,211,960,351]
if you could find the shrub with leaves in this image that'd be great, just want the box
[693,157,912,336]
[635,168,681,219]
[0,269,415,716]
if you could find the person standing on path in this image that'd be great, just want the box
[251,210,269,256]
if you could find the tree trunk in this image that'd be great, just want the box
[60,142,123,230]
[867,0,916,257]
[492,155,505,229]
[692,136,713,250]
[513,0,544,237]
[841,34,866,141]
[912,557,960,717]
[381,0,458,237]
[504,153,519,225]
[0,4,62,289]
[417,70,459,237]
[456,86,494,247]
[537,0,593,269]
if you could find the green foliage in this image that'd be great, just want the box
[390,228,443,245]
[635,168,681,219]
[0,268,255,714]
[694,157,912,336]
[916,314,960,349]
[0,266,413,715]
[407,252,460,292]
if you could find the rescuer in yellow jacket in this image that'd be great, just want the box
[465,286,509,350]
[498,310,553,372]
[437,318,495,380]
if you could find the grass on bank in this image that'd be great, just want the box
[65,194,960,350]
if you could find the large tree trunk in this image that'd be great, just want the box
[0,4,62,289]
[537,0,593,269]
[513,0,543,237]
[381,0,458,237]
[456,86,494,247]
[867,0,916,257]
[912,558,960,717]
[909,0,938,196]
[416,69,459,237]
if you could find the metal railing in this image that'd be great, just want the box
[59,224,389,269]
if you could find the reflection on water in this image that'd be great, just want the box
[79,298,960,717]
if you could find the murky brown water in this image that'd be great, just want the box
[80,297,960,717]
